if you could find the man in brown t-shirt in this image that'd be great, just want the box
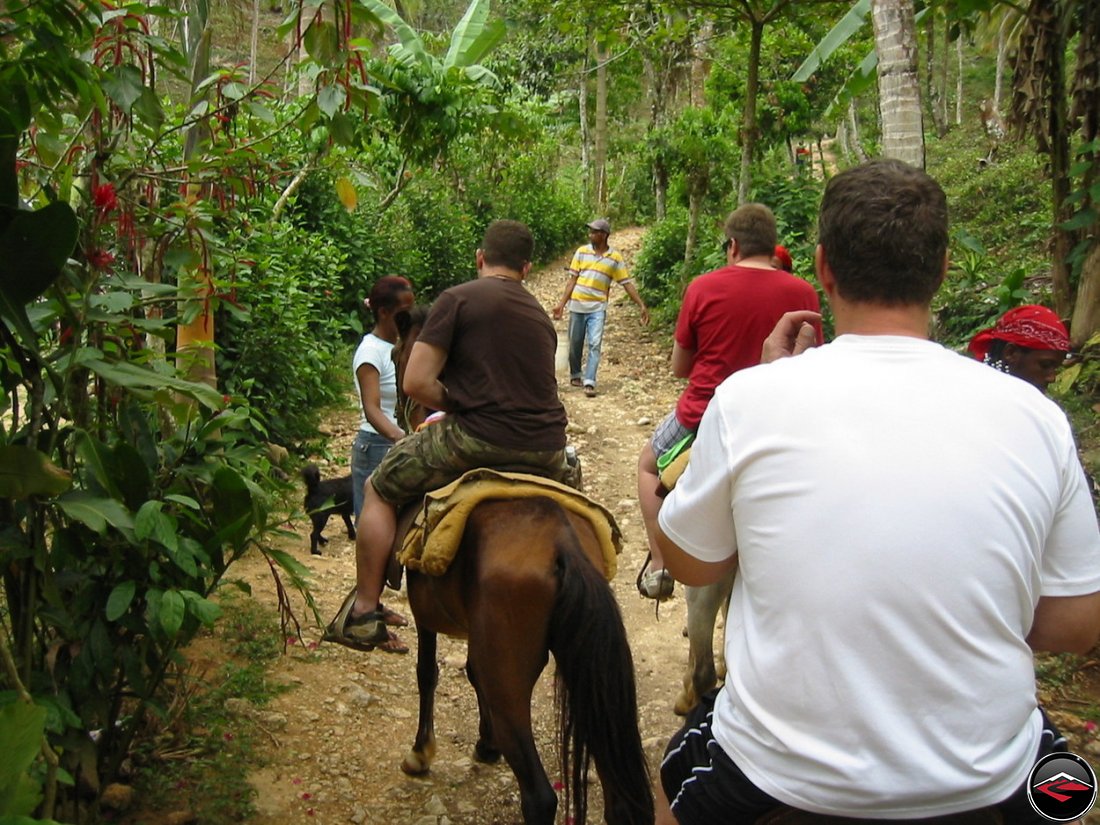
[328,220,571,653]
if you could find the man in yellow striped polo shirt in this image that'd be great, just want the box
[552,218,649,397]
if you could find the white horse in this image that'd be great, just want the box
[674,569,735,715]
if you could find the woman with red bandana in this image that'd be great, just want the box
[968,304,1071,393]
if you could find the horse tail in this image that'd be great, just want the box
[549,524,654,825]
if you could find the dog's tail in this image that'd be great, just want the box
[301,463,321,492]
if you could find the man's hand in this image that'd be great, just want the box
[552,305,564,320]
[761,310,822,364]
[639,306,650,325]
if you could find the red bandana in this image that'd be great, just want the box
[968,305,1070,360]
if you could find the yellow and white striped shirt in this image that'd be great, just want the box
[566,244,633,313]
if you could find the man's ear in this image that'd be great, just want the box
[475,248,485,270]
[815,244,837,297]
[934,251,948,291]
[521,261,532,278]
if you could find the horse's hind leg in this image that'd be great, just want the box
[401,626,438,776]
[674,569,735,716]
[465,658,502,763]
[467,624,555,824]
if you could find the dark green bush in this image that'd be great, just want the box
[216,222,348,443]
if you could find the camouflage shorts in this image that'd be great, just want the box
[370,415,573,507]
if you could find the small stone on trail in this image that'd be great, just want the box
[425,794,448,815]
[637,417,651,426]
[350,807,367,824]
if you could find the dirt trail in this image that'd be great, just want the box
[229,227,693,824]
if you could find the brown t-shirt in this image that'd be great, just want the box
[418,276,567,451]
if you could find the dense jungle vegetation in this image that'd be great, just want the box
[1,0,1098,820]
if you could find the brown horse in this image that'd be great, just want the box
[400,497,653,824]
[391,306,652,823]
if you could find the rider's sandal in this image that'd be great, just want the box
[323,592,409,654]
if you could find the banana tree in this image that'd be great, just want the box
[358,0,506,208]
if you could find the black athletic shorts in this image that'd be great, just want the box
[661,690,1068,824]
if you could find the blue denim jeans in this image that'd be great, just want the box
[567,308,606,388]
[351,429,395,518]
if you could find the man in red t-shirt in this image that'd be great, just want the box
[636,203,822,600]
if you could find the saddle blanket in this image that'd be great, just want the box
[397,468,622,580]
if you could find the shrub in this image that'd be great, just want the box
[217,222,349,444]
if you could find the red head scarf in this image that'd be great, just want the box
[967,305,1071,360]
[773,245,793,272]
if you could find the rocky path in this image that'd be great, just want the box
[230,227,694,824]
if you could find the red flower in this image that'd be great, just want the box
[87,248,115,271]
[93,183,118,212]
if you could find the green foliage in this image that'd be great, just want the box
[633,207,692,313]
[216,222,349,442]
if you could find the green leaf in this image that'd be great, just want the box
[0,702,47,816]
[105,581,136,621]
[328,112,355,146]
[303,20,339,65]
[181,590,221,625]
[0,201,79,305]
[792,0,871,82]
[359,0,430,70]
[1060,207,1098,232]
[81,355,224,410]
[75,430,122,499]
[159,589,185,637]
[0,447,71,498]
[211,466,253,547]
[57,492,134,535]
[444,0,493,68]
[316,84,343,119]
[165,494,201,510]
[101,65,146,114]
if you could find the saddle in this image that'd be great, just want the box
[395,467,622,579]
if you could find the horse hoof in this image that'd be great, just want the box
[474,741,502,764]
[401,752,431,776]
[673,692,695,717]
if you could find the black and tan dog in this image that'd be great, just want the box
[302,464,356,555]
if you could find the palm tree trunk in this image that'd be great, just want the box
[871,0,925,168]
[993,16,1008,114]
[955,35,964,126]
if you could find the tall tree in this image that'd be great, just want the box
[870,0,924,167]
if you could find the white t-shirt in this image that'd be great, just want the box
[352,333,397,435]
[659,334,1100,818]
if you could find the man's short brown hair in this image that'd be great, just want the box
[481,219,534,273]
[724,204,778,259]
[818,159,948,306]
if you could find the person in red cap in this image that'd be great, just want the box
[968,305,1071,393]
[771,244,793,272]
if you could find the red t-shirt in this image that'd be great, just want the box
[674,264,821,428]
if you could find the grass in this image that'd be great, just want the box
[120,591,289,824]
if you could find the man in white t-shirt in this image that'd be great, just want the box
[655,159,1100,822]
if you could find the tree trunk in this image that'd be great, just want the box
[955,35,964,126]
[736,19,764,205]
[579,51,590,202]
[1071,243,1100,345]
[594,42,609,211]
[178,8,216,388]
[993,16,1008,115]
[691,18,712,107]
[871,0,925,168]
[937,22,949,133]
[1048,35,1073,319]
[848,99,868,161]
[924,14,946,137]
[249,0,260,85]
